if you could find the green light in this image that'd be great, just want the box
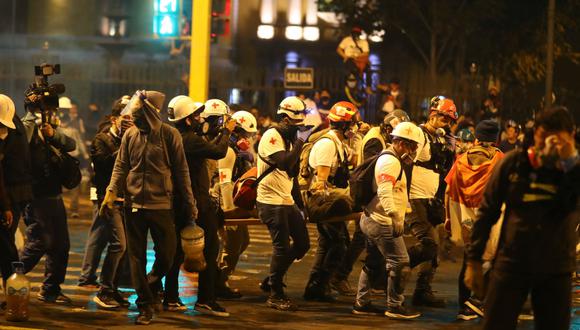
[154,0,180,37]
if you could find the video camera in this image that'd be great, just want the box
[25,63,65,125]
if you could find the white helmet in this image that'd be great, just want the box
[0,94,16,129]
[167,95,204,122]
[202,99,229,118]
[277,96,306,122]
[231,110,257,133]
[59,96,72,109]
[390,122,423,144]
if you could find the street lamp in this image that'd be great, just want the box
[303,26,319,41]
[285,25,302,40]
[257,24,274,39]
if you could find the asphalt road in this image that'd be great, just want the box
[0,193,577,330]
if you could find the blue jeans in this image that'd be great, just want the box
[79,202,111,285]
[256,202,310,294]
[356,214,410,307]
[21,197,70,294]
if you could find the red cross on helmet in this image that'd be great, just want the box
[429,96,458,121]
[328,101,358,123]
[277,96,307,122]
[202,99,229,118]
[231,110,257,133]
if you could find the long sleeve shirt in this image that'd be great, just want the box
[366,150,406,226]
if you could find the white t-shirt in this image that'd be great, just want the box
[257,128,294,205]
[308,130,345,178]
[338,36,370,59]
[367,152,407,226]
[409,129,441,199]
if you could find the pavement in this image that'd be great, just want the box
[0,192,578,329]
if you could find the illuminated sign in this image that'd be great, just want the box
[153,0,180,37]
[284,68,314,89]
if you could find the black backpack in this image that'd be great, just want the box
[349,150,402,210]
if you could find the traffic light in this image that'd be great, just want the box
[153,0,180,37]
[211,0,230,43]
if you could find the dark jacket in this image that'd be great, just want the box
[0,114,33,206]
[468,151,580,274]
[108,105,198,221]
[91,128,121,199]
[179,128,230,213]
[22,112,76,199]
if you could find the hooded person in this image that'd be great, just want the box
[444,119,503,320]
[102,90,198,325]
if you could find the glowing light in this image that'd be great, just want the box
[260,0,276,24]
[285,26,302,40]
[257,25,275,39]
[305,0,318,25]
[287,0,302,25]
[303,26,319,41]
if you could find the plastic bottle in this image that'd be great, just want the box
[5,262,30,322]
[181,225,206,273]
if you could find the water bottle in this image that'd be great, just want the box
[5,262,30,322]
[180,225,206,273]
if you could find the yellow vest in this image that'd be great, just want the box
[357,126,387,165]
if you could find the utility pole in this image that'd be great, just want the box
[544,0,555,111]
[189,0,212,101]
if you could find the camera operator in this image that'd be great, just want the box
[103,90,198,325]
[20,87,76,304]
[407,96,457,308]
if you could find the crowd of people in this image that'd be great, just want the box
[0,82,577,330]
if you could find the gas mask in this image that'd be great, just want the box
[236,138,251,151]
[202,115,225,137]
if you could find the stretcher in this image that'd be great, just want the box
[223,208,362,226]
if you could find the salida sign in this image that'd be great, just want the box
[284,68,314,89]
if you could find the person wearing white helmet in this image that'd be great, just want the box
[202,99,230,138]
[215,110,258,299]
[161,95,234,316]
[256,96,314,311]
[352,122,422,319]
[0,94,26,291]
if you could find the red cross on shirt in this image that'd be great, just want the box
[219,172,227,181]
[269,137,277,145]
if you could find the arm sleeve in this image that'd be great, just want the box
[107,131,130,195]
[375,155,401,216]
[50,128,76,152]
[467,154,510,261]
[0,164,11,212]
[90,135,115,170]
[183,128,230,160]
[218,147,236,211]
[363,138,384,160]
[267,140,305,174]
[169,129,198,221]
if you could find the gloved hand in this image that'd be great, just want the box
[296,125,315,142]
[464,260,484,298]
[99,190,117,217]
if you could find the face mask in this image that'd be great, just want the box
[132,108,148,131]
[0,127,8,140]
[321,96,330,103]
[401,152,416,165]
[347,81,357,89]
[236,138,250,151]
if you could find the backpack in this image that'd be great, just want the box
[232,155,277,210]
[298,129,348,189]
[349,150,402,210]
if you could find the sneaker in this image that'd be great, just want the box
[330,278,355,296]
[195,301,230,317]
[464,297,484,318]
[216,286,242,300]
[266,294,298,311]
[164,298,188,311]
[93,291,120,309]
[112,290,130,308]
[385,305,421,320]
[135,308,153,325]
[457,307,479,321]
[412,290,446,308]
[38,291,72,304]
[78,280,100,289]
[352,302,384,316]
